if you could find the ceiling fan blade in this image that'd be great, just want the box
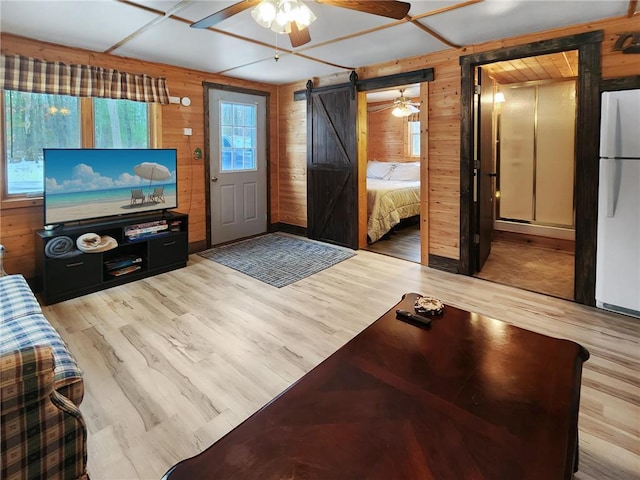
[368,104,393,112]
[289,22,311,48]
[317,0,411,20]
[190,0,262,29]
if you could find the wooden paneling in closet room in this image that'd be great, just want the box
[277,15,640,263]
[0,33,278,278]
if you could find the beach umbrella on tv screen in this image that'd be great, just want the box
[134,162,171,187]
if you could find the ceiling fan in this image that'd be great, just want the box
[368,89,420,117]
[190,0,411,48]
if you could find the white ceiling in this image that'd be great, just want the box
[0,1,633,85]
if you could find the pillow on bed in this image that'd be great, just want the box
[367,161,394,179]
[387,162,420,181]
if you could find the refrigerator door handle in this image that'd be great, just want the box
[601,94,620,159]
[603,158,622,218]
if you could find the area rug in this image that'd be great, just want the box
[198,234,355,288]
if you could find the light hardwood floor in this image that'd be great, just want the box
[43,248,640,480]
[476,238,575,300]
[363,223,421,263]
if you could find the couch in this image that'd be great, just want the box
[0,274,88,480]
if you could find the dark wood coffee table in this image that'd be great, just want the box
[163,293,589,480]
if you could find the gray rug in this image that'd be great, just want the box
[198,234,355,288]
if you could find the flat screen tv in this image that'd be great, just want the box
[44,148,178,226]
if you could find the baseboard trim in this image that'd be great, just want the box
[270,223,307,236]
[428,254,459,274]
[189,240,207,254]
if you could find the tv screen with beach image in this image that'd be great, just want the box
[44,148,177,225]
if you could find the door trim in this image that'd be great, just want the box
[203,82,271,248]
[600,75,640,92]
[459,30,603,306]
[293,68,434,100]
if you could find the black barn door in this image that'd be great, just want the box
[476,67,494,271]
[307,80,358,249]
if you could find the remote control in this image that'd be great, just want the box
[396,309,432,327]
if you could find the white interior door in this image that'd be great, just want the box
[209,90,267,245]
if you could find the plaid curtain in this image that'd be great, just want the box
[0,54,170,104]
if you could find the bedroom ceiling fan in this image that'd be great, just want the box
[190,0,411,48]
[368,89,420,117]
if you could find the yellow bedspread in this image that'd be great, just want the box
[367,179,420,243]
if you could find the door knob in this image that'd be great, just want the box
[211,176,218,182]
[488,172,497,177]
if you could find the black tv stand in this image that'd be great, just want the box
[35,211,188,305]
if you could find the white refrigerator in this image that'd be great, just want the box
[596,89,640,318]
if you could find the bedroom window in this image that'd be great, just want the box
[2,92,152,197]
[408,121,420,157]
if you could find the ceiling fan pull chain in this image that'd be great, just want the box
[274,31,280,62]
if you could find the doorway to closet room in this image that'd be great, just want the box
[473,52,577,300]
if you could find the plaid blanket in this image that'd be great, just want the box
[0,275,83,405]
[0,274,42,321]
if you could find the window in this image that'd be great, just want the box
[94,98,149,149]
[409,121,420,157]
[220,101,256,172]
[2,92,150,196]
[4,91,80,195]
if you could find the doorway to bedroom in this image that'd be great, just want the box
[362,84,422,263]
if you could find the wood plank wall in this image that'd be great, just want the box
[277,15,640,261]
[1,16,638,278]
[0,33,278,278]
[276,82,307,227]
[367,104,408,163]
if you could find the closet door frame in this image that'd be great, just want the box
[459,31,603,306]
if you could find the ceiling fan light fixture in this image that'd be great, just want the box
[272,16,293,34]
[252,0,316,34]
[293,3,316,27]
[251,0,277,28]
[389,88,420,117]
[392,105,412,117]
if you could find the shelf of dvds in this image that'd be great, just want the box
[35,211,188,305]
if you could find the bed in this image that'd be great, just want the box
[367,161,421,243]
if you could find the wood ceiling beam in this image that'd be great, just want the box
[115,1,289,54]
[116,0,165,16]
[628,0,639,17]
[401,0,482,49]
[112,0,479,79]
[106,0,192,54]
[411,0,484,21]
[292,19,407,53]
[405,17,460,49]
[114,0,355,76]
